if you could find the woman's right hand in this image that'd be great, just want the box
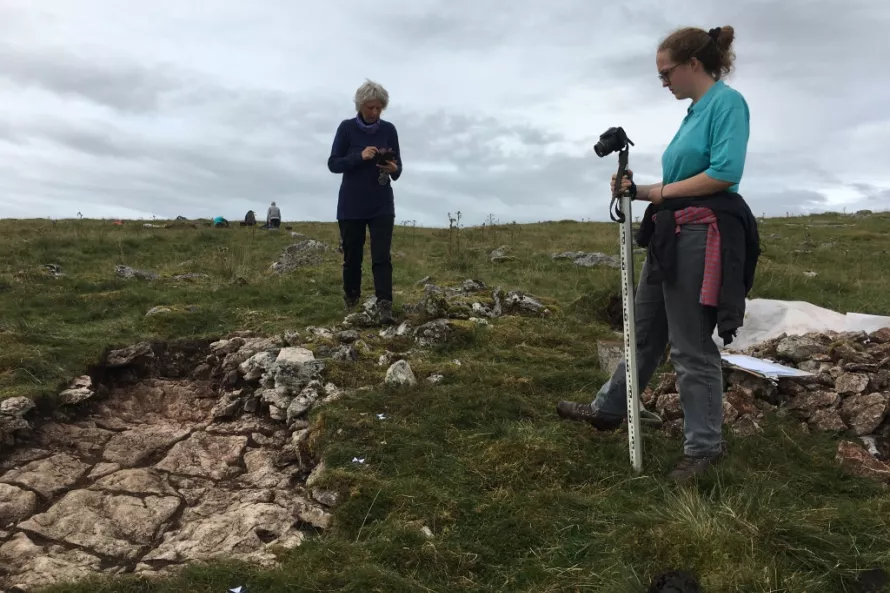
[361,146,378,161]
[610,169,634,195]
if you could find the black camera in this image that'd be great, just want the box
[594,126,633,157]
[375,150,396,164]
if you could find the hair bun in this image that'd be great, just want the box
[712,25,735,51]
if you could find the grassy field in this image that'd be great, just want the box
[2,211,890,592]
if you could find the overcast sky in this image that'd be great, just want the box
[1,0,888,226]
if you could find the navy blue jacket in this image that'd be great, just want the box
[328,117,402,220]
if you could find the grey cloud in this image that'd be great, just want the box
[0,43,181,113]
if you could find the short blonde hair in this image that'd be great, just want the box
[354,79,389,112]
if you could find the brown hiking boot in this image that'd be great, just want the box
[556,401,622,430]
[378,299,396,325]
[667,451,724,481]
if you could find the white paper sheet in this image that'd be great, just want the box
[716,298,890,351]
[720,353,814,380]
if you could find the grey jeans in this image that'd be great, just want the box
[591,224,724,457]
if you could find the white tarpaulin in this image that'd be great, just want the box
[715,298,890,352]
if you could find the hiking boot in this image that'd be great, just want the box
[344,296,359,310]
[556,401,622,431]
[667,451,724,481]
[378,299,396,325]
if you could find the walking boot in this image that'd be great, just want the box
[378,299,396,325]
[344,295,359,311]
[556,401,622,431]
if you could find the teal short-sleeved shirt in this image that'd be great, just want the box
[661,80,750,193]
[213,216,225,225]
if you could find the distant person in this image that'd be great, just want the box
[244,210,256,226]
[267,201,281,228]
[327,79,402,325]
[557,25,760,481]
[213,216,229,228]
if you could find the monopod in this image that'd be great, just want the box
[594,126,644,473]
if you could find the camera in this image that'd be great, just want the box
[375,150,396,164]
[594,126,633,158]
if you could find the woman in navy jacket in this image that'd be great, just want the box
[328,79,402,325]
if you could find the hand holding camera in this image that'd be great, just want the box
[375,149,399,174]
[361,146,378,161]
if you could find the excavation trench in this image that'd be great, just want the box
[0,336,336,591]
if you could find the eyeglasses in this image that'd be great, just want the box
[658,63,681,82]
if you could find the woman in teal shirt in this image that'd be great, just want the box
[558,25,757,481]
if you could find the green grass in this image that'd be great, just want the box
[3,211,890,592]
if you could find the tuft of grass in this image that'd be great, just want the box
[4,212,890,593]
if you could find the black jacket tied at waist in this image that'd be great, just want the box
[635,192,761,346]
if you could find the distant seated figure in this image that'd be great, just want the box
[267,201,281,228]
[244,210,256,226]
[213,216,229,228]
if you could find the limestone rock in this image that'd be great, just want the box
[336,330,360,344]
[103,424,193,467]
[276,347,316,365]
[212,390,247,420]
[240,449,293,489]
[0,483,38,527]
[58,375,94,405]
[17,489,181,560]
[731,415,763,437]
[286,381,324,422]
[0,453,90,499]
[106,341,155,367]
[776,335,827,363]
[808,408,847,432]
[870,327,890,344]
[830,342,875,365]
[333,344,358,363]
[726,370,779,404]
[722,400,740,425]
[386,360,417,387]
[503,291,548,316]
[311,488,340,507]
[725,388,759,417]
[296,500,332,530]
[836,373,871,395]
[840,393,890,436]
[142,489,306,564]
[836,440,890,482]
[154,432,248,481]
[596,341,624,376]
[414,319,453,347]
[552,251,620,268]
[239,351,278,382]
[784,391,841,420]
[656,393,683,421]
[93,468,179,497]
[34,422,114,458]
[0,532,103,589]
[88,463,121,480]
[270,240,328,273]
[115,265,158,280]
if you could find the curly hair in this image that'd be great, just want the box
[658,26,737,81]
[353,79,390,112]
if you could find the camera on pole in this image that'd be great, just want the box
[594,126,644,473]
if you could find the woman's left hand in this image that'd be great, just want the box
[377,160,399,174]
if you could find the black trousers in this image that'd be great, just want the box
[270,218,281,228]
[338,216,394,302]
